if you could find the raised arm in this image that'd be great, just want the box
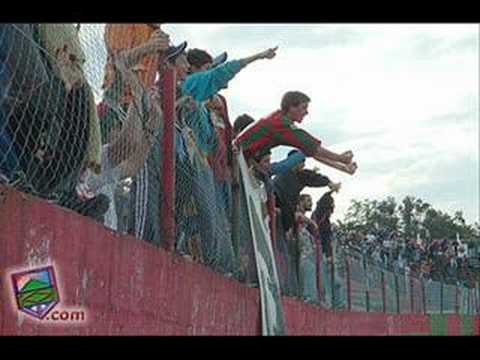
[181,47,278,102]
[112,29,170,71]
[105,41,166,170]
[238,46,278,68]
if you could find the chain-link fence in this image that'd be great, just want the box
[1,24,478,317]
[0,22,256,282]
[320,248,479,315]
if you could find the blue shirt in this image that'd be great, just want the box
[270,151,306,176]
[180,60,242,154]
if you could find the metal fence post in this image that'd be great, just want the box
[381,270,386,313]
[316,237,323,304]
[363,256,370,312]
[455,285,459,314]
[345,256,352,311]
[467,287,471,315]
[475,282,480,314]
[440,282,444,315]
[410,275,415,313]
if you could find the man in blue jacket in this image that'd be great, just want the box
[173,46,279,274]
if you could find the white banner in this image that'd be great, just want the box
[237,152,286,335]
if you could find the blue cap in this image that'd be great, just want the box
[211,51,228,68]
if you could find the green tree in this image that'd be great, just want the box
[338,195,478,244]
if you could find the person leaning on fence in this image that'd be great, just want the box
[74,36,168,231]
[2,24,102,202]
[249,147,309,195]
[187,48,234,222]
[174,46,279,275]
[177,48,235,273]
[272,151,339,297]
[235,90,357,175]
[0,24,48,183]
[101,24,188,243]
[248,147,308,219]
[127,41,189,247]
[235,145,308,289]
[273,150,340,234]
[233,114,255,138]
[311,190,336,261]
[311,190,346,307]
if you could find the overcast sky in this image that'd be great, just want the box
[81,24,479,225]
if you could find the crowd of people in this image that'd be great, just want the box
[337,229,480,287]
[2,24,475,309]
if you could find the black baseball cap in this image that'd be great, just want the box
[165,41,188,63]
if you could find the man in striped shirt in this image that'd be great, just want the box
[235,91,357,175]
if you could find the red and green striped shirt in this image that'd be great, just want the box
[235,110,322,159]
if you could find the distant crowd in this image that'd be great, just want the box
[337,229,479,287]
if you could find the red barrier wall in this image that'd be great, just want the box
[1,187,478,336]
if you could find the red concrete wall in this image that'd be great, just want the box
[1,187,478,336]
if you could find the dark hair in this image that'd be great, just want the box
[186,48,213,68]
[253,148,272,162]
[299,194,311,202]
[313,190,335,220]
[281,91,311,112]
[233,114,255,135]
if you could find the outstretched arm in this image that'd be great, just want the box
[182,47,278,102]
[112,29,170,70]
[314,146,353,165]
[313,154,357,175]
[238,47,278,68]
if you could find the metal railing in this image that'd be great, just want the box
[317,247,480,315]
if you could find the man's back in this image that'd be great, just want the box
[236,110,321,160]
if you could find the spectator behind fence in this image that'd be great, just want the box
[3,24,102,204]
[128,41,188,247]
[235,91,357,175]
[179,48,235,274]
[272,151,338,296]
[74,39,167,230]
[188,48,235,235]
[295,194,319,303]
[250,147,309,194]
[311,190,336,260]
[0,24,49,182]
[233,114,255,138]
[273,150,340,234]
[246,147,311,293]
[175,46,279,274]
